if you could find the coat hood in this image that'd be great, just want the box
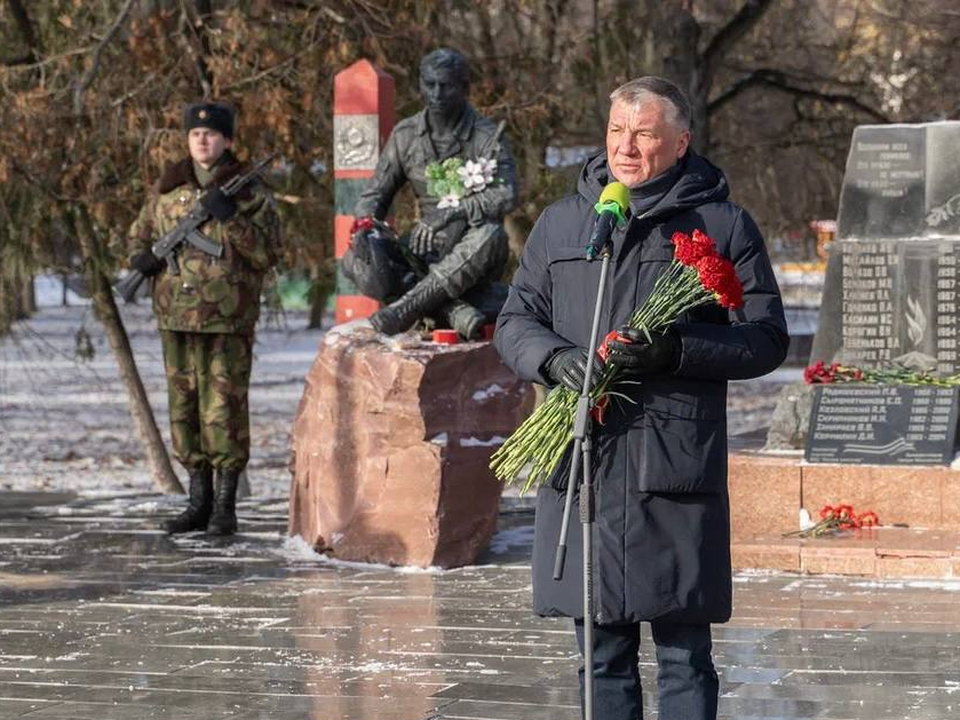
[577,150,729,221]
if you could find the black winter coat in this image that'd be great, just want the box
[494,151,789,624]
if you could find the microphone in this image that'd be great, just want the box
[586,182,629,260]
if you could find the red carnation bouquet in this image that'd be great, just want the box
[783,504,881,538]
[491,229,744,492]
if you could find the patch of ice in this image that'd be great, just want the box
[459,435,506,448]
[850,579,960,592]
[278,535,445,573]
[53,652,85,661]
[133,589,211,598]
[950,451,960,470]
[471,384,504,402]
[324,319,371,344]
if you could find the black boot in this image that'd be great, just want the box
[163,466,213,534]
[369,274,449,335]
[207,467,240,536]
[439,299,485,340]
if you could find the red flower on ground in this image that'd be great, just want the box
[858,511,880,528]
[836,504,855,519]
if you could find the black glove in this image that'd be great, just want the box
[199,186,238,222]
[130,250,165,277]
[544,347,606,393]
[605,326,681,376]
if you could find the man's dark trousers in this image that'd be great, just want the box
[574,619,719,720]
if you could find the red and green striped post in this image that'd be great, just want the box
[333,59,395,324]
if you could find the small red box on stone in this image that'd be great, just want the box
[432,329,459,344]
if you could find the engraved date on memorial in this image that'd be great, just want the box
[805,385,959,465]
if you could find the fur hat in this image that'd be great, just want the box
[183,102,234,139]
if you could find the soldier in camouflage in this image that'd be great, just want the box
[124,101,280,535]
[347,48,519,338]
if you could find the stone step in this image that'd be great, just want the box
[729,450,960,540]
[729,449,960,578]
[733,527,960,579]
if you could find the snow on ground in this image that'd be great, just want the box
[0,304,323,496]
[0,304,794,497]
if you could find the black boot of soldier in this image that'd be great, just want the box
[207,467,241,536]
[369,274,449,335]
[163,466,213,534]
[439,299,485,340]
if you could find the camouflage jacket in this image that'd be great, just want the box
[354,104,518,227]
[126,152,281,335]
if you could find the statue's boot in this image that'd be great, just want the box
[439,299,485,340]
[163,466,213,534]
[207,468,241,536]
[369,274,448,336]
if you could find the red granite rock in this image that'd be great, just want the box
[289,324,534,568]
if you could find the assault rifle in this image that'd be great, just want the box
[115,155,273,302]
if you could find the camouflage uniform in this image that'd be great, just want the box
[126,151,280,473]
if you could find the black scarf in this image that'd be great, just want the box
[627,154,686,218]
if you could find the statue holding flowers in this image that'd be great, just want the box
[344,48,519,339]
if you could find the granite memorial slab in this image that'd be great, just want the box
[805,384,960,465]
[810,121,960,372]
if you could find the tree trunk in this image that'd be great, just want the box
[308,261,329,329]
[72,207,184,494]
[20,274,35,315]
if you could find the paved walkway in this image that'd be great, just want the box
[1,492,959,719]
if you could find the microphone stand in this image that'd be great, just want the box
[552,231,615,720]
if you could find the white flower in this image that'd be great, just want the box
[437,193,461,209]
[480,157,497,183]
[458,159,487,191]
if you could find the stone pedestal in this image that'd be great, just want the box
[729,448,960,579]
[289,324,534,568]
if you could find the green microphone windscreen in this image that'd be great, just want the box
[599,181,630,211]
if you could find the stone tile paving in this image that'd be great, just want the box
[1,492,959,719]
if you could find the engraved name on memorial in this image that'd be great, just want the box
[806,385,960,465]
[834,122,960,374]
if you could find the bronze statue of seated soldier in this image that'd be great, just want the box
[342,48,519,339]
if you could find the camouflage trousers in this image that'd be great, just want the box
[160,331,253,472]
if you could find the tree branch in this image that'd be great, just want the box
[700,0,776,93]
[708,69,889,123]
[72,0,137,116]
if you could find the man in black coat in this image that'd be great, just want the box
[494,77,788,720]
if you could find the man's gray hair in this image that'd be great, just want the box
[609,77,691,131]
